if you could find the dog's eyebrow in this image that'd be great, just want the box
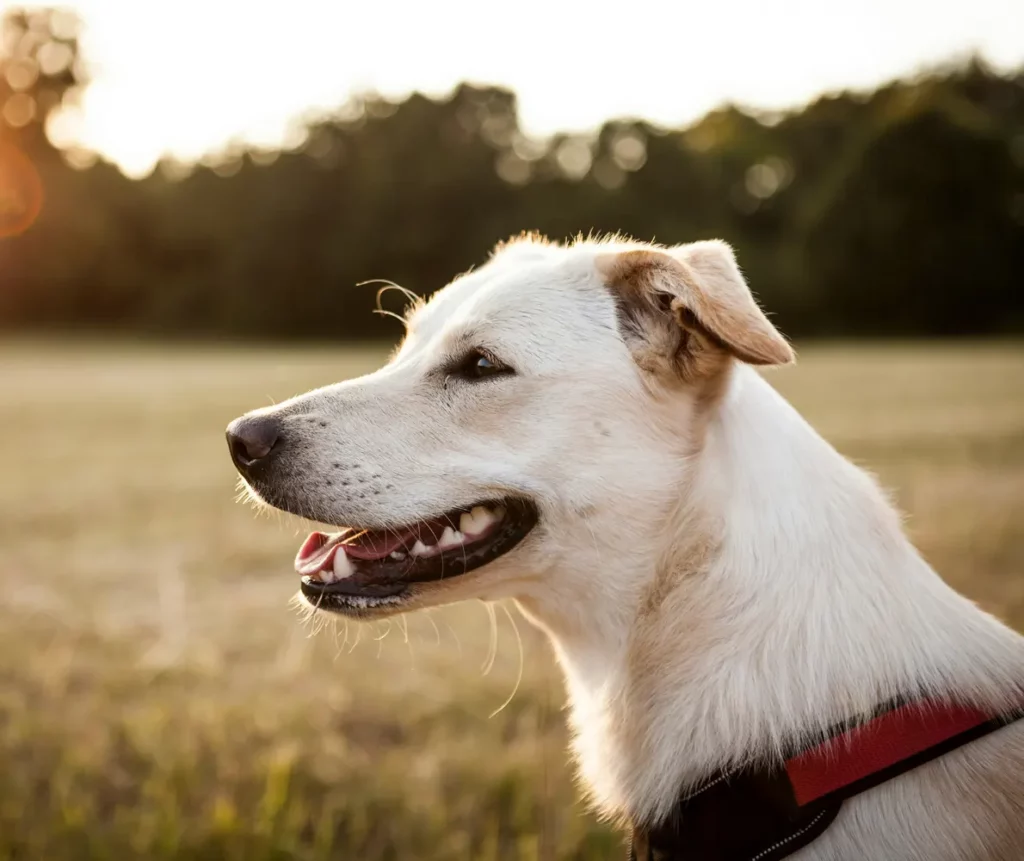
[439,326,486,355]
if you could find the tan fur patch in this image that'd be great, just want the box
[638,524,720,620]
[597,246,794,380]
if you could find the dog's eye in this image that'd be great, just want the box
[455,350,513,381]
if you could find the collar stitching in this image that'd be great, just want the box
[748,809,829,861]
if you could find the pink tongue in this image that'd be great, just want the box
[339,528,415,560]
[294,525,424,574]
[295,531,346,575]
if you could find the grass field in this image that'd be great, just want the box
[1,340,1022,860]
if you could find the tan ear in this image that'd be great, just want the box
[598,240,794,370]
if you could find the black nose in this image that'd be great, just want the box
[226,415,282,472]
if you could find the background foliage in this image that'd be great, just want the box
[1,7,1022,341]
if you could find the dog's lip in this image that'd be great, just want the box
[300,574,409,598]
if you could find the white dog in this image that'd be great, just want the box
[227,235,1024,860]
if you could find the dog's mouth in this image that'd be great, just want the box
[295,498,538,613]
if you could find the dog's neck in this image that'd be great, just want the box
[517,364,1023,826]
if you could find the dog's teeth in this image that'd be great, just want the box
[439,527,466,549]
[410,540,429,557]
[319,567,336,584]
[473,506,496,530]
[460,506,497,537]
[389,551,406,561]
[332,550,354,580]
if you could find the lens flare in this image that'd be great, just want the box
[0,143,43,237]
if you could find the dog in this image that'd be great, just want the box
[227,235,1024,860]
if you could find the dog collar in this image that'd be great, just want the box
[629,697,1024,861]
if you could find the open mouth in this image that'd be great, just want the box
[295,498,538,613]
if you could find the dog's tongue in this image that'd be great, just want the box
[295,516,451,575]
[296,527,412,570]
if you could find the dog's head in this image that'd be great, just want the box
[227,236,792,618]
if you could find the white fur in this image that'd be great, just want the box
[533,363,1024,857]
[236,236,1024,859]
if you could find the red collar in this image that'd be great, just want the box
[630,697,1023,861]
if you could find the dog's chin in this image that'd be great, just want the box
[288,496,540,618]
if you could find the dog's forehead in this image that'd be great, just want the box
[409,248,611,349]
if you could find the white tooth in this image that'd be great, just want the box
[472,506,496,530]
[438,526,458,548]
[410,540,429,557]
[390,551,406,561]
[332,550,354,580]
[460,506,496,537]
[440,527,466,549]
[319,568,335,584]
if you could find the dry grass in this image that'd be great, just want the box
[0,339,1021,860]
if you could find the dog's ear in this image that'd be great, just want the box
[597,240,794,376]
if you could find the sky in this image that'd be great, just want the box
[8,0,1024,177]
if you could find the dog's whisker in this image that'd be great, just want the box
[375,620,391,658]
[489,603,524,718]
[424,609,442,648]
[332,618,350,658]
[398,613,410,646]
[481,601,499,676]
[347,626,362,654]
[360,279,423,328]
[400,614,417,667]
[373,308,407,327]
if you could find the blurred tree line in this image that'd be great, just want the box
[0,7,1022,341]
